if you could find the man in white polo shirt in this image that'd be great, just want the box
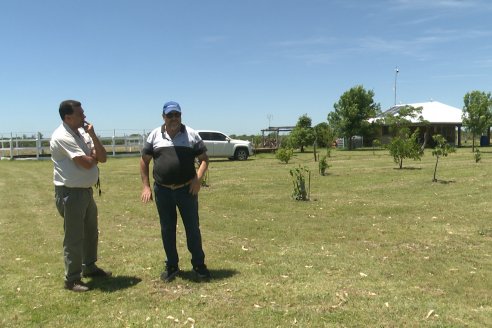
[50,100,111,292]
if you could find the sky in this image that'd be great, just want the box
[1,0,491,138]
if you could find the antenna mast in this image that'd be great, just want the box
[394,66,399,105]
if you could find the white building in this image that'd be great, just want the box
[374,101,463,146]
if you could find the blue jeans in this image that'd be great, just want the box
[154,183,205,268]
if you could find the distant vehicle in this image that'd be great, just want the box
[197,130,254,160]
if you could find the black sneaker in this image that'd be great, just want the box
[160,266,179,282]
[64,280,90,292]
[193,264,211,279]
[83,266,112,278]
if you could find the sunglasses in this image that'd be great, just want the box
[165,112,181,118]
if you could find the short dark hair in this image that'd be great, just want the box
[59,100,81,120]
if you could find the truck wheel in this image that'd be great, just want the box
[234,148,248,160]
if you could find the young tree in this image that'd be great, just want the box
[431,134,456,182]
[388,128,423,169]
[462,90,492,152]
[318,155,329,175]
[382,105,426,169]
[289,114,315,152]
[290,165,310,201]
[313,122,335,148]
[327,85,381,150]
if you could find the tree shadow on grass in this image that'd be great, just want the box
[86,275,142,292]
[433,179,456,184]
[393,167,422,170]
[179,268,239,283]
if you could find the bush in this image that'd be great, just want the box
[319,155,329,175]
[372,139,381,155]
[372,139,381,148]
[289,165,310,201]
[474,149,481,163]
[276,148,294,164]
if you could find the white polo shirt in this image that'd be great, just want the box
[50,122,99,188]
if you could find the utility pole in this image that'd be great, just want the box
[394,66,399,106]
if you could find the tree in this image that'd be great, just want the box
[313,122,335,148]
[462,90,492,152]
[387,129,423,169]
[380,105,425,130]
[382,105,426,169]
[431,134,456,182]
[328,85,381,150]
[289,114,315,152]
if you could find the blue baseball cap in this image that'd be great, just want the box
[163,101,181,115]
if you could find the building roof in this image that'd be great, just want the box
[377,101,463,124]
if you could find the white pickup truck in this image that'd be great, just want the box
[197,130,254,161]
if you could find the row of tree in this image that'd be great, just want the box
[231,86,492,154]
[284,86,492,153]
[283,85,380,151]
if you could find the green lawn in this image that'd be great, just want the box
[0,148,491,327]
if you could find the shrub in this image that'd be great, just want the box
[289,165,310,201]
[372,139,381,148]
[319,155,329,175]
[276,148,294,164]
[474,149,481,163]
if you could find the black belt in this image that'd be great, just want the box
[156,181,191,190]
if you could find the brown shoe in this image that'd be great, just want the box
[64,280,89,292]
[83,267,112,278]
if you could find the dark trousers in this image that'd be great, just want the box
[154,183,205,268]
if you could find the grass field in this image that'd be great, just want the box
[0,148,491,327]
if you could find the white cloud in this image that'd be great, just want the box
[357,27,492,59]
[391,0,483,9]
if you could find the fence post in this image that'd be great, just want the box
[15,135,19,157]
[10,133,14,160]
[112,129,116,156]
[36,132,41,160]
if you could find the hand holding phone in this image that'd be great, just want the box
[83,120,94,135]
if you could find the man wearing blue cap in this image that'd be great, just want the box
[140,101,211,281]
